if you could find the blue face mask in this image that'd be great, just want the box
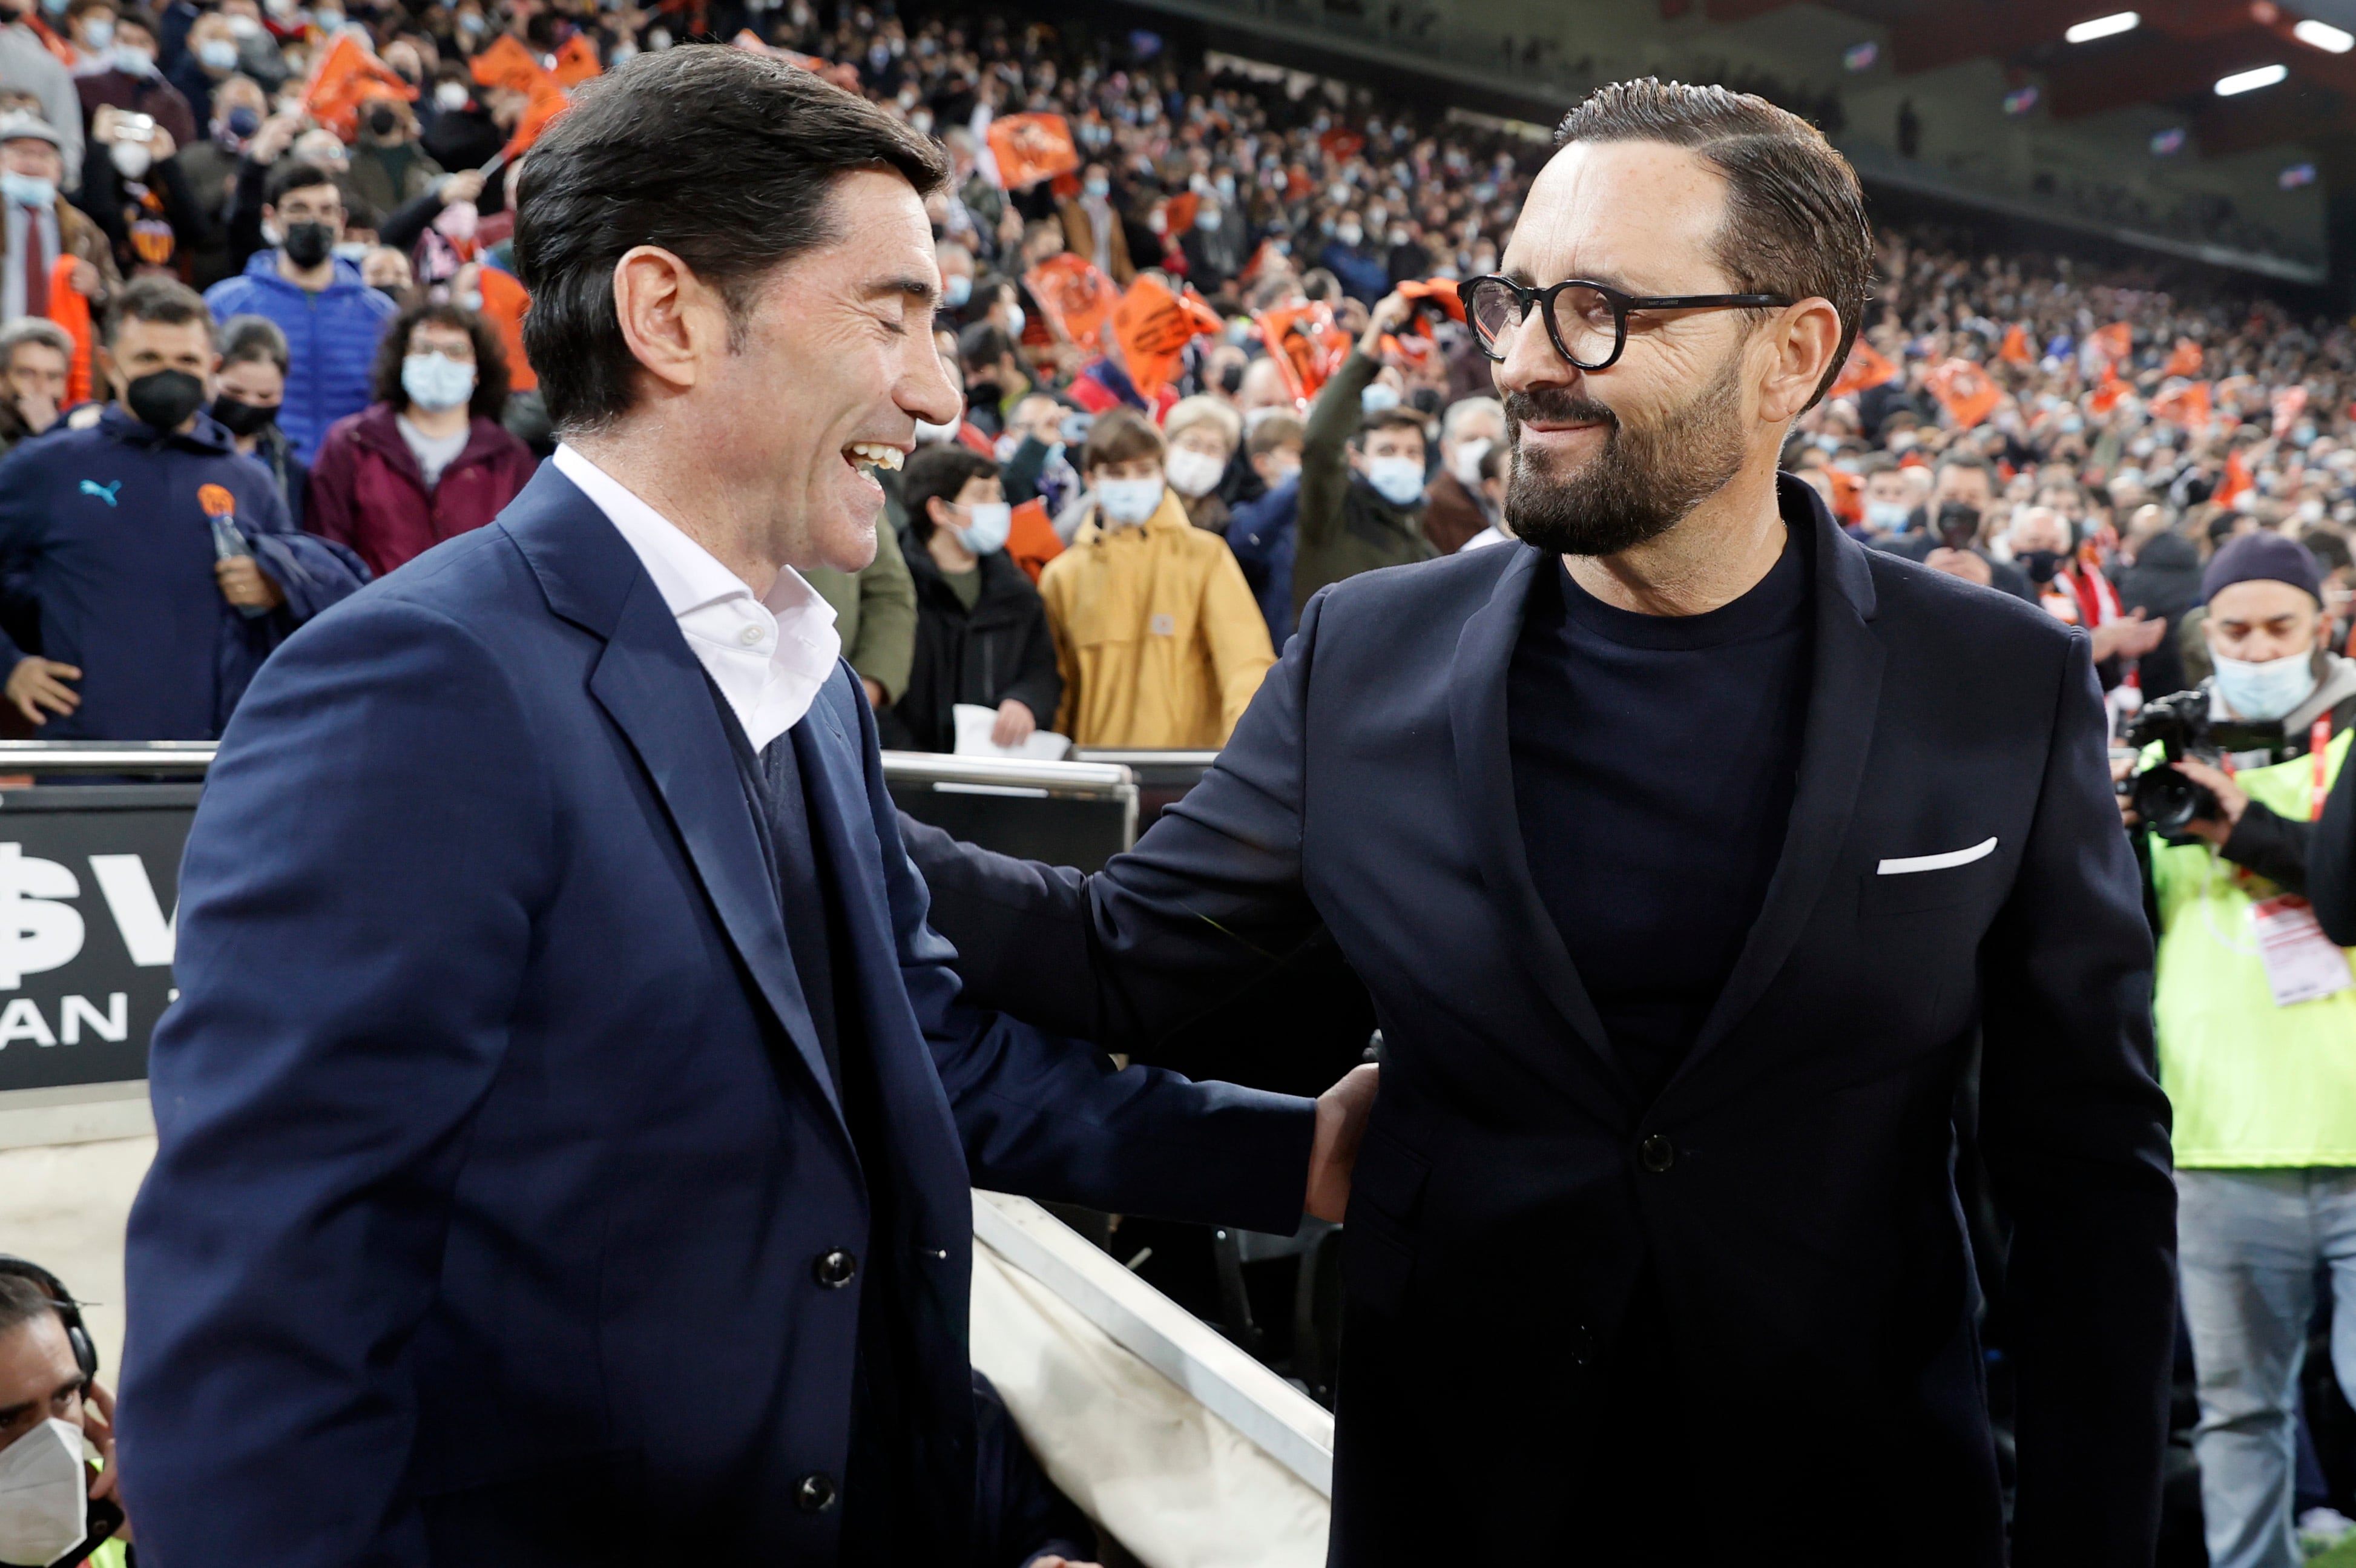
[1095,475,1163,527]
[1864,499,1913,533]
[1364,453,1425,507]
[0,170,56,209]
[943,273,971,308]
[952,501,1011,555]
[1360,382,1400,415]
[2211,650,2317,722]
[401,351,476,412]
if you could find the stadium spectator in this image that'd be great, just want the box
[887,442,1059,754]
[203,158,398,462]
[0,275,363,737]
[1293,290,1435,619]
[0,1262,125,1568]
[209,311,303,526]
[0,312,67,452]
[1455,440,1513,550]
[2,112,115,323]
[0,0,81,191]
[1424,394,1504,554]
[1226,407,1303,646]
[805,517,918,713]
[1161,392,1239,533]
[74,8,196,152]
[2007,503,2167,684]
[2117,504,2205,700]
[166,8,240,128]
[306,299,531,577]
[343,98,443,223]
[1058,161,1131,285]
[1857,453,1918,537]
[1037,405,1272,746]
[79,101,212,283]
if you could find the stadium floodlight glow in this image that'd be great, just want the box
[2215,62,2289,93]
[2064,10,2140,42]
[2295,17,2355,51]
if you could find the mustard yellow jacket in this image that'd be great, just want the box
[1037,489,1275,747]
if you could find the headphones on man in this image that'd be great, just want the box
[0,1257,97,1383]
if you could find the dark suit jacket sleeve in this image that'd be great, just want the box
[906,590,1333,1053]
[120,599,554,1567]
[2315,745,2356,944]
[849,678,1317,1236]
[1975,636,2175,1564]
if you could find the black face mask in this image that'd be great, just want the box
[366,104,400,137]
[966,377,1003,407]
[125,369,207,431]
[2018,548,2065,585]
[281,220,334,269]
[208,393,277,437]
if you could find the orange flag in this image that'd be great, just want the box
[2274,385,2309,438]
[1255,301,1351,402]
[553,33,601,87]
[303,32,417,140]
[2164,337,2202,378]
[1925,358,2000,430]
[1828,340,1899,399]
[2218,448,2253,506]
[1022,254,1117,354]
[1110,275,1222,399]
[2088,367,2127,415]
[504,79,571,157]
[1999,324,2032,366]
[476,264,535,392]
[44,254,91,407]
[2148,380,2212,432]
[986,113,1080,191]
[2090,322,2133,363]
[467,33,546,95]
[1395,277,1467,324]
[1006,498,1062,585]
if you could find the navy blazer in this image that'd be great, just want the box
[117,466,1316,1566]
[910,481,2177,1564]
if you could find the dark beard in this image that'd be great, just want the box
[1504,351,1749,559]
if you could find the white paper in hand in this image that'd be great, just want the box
[2252,895,2356,1009]
[953,703,1070,761]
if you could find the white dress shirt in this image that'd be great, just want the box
[553,443,841,752]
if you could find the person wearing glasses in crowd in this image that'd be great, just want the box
[912,78,2172,1563]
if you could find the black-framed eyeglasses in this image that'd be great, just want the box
[1456,275,1792,371]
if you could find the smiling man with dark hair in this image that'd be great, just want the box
[120,44,1372,1568]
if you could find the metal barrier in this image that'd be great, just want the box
[884,752,1138,872]
[1071,749,1218,835]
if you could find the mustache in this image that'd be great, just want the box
[1504,388,1619,435]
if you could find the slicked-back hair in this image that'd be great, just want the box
[1555,79,1871,407]
[516,46,950,435]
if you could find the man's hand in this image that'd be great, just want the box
[990,699,1036,749]
[1925,547,1992,586]
[2167,756,2249,846]
[2112,752,2140,830]
[1305,1063,1378,1222]
[1357,291,1411,356]
[6,656,80,724]
[439,168,487,207]
[83,1378,120,1507]
[13,384,58,436]
[861,676,886,710]
[250,108,304,165]
[216,556,286,610]
[2091,609,2167,665]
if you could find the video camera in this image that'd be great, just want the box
[2124,688,2286,842]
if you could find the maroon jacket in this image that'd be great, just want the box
[307,404,538,578]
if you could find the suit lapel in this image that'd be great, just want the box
[501,467,848,1133]
[1449,545,1633,1102]
[1672,490,1884,1085]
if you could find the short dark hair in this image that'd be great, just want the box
[372,300,510,423]
[218,313,288,374]
[1247,412,1304,457]
[0,1271,51,1342]
[2304,527,2353,575]
[1555,78,1872,408]
[110,7,156,38]
[903,444,996,542]
[959,320,1013,372]
[1081,406,1163,473]
[106,274,212,347]
[516,47,949,435]
[264,159,338,208]
[1935,452,1994,482]
[1357,407,1426,446]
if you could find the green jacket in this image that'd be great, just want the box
[1292,348,1436,620]
[805,522,918,703]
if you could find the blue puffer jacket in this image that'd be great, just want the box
[205,252,399,465]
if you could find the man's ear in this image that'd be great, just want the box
[610,245,725,400]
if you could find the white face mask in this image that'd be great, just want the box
[434,80,469,111]
[1002,303,1025,339]
[1164,446,1225,498]
[914,416,959,444]
[1447,436,1490,489]
[109,140,151,180]
[0,1418,88,1566]
[952,500,1011,554]
[1095,475,1164,527]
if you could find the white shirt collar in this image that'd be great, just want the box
[553,443,841,752]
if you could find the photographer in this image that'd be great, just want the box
[0,1259,127,1568]
[2118,531,2356,1568]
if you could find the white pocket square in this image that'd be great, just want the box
[1878,837,1998,875]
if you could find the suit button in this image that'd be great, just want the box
[1567,1323,1595,1366]
[813,1250,858,1288]
[1639,1134,1676,1173]
[794,1472,838,1513]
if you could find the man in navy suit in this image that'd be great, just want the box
[909,82,2176,1562]
[117,48,1372,1566]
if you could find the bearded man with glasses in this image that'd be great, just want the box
[912,77,2173,1563]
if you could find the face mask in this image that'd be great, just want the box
[223,104,262,140]
[79,15,111,45]
[1,170,54,209]
[365,103,400,138]
[1196,209,1221,233]
[313,8,343,28]
[1365,453,1425,507]
[109,140,151,179]
[228,13,261,37]
[401,351,476,412]
[914,416,959,444]
[953,500,1011,554]
[280,220,334,269]
[125,366,206,429]
[1864,499,1913,533]
[2129,435,2156,458]
[1447,436,1490,488]
[109,42,154,73]
[1084,177,1109,200]
[609,41,636,63]
[2016,548,2064,585]
[209,392,278,436]
[1335,223,1363,247]
[198,36,237,68]
[943,272,971,308]
[435,80,470,110]
[2212,648,2318,722]
[0,1418,88,1566]
[457,10,485,31]
[331,242,370,264]
[1360,382,1400,415]
[1165,446,1225,498]
[2295,424,2318,447]
[1095,475,1163,527]
[1002,302,1025,339]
